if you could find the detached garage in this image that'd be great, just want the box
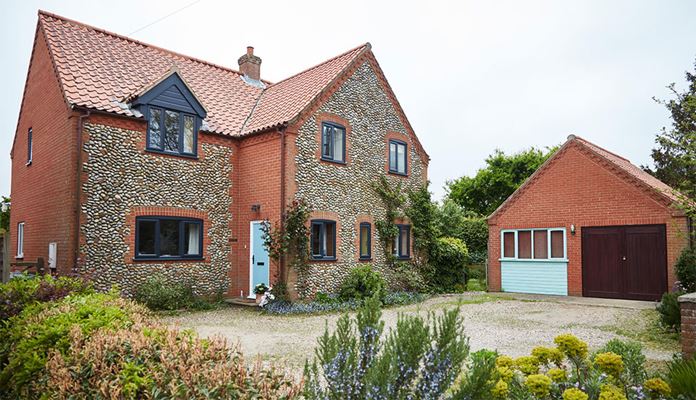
[487,135,691,301]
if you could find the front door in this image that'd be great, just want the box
[249,221,270,298]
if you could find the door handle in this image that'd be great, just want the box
[257,262,265,266]
[622,256,626,261]
[252,255,255,264]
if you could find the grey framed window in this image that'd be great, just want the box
[359,222,371,260]
[321,122,346,163]
[147,107,198,157]
[389,139,407,175]
[135,216,203,260]
[27,128,33,165]
[311,220,336,260]
[17,222,24,258]
[392,224,411,259]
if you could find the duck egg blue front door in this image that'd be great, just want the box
[250,221,270,297]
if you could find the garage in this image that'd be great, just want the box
[582,224,667,301]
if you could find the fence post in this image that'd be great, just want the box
[678,292,696,359]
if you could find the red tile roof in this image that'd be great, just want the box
[37,11,369,137]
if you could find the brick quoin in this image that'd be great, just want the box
[679,294,696,359]
[487,141,690,297]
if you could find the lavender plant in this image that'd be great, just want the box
[303,295,469,399]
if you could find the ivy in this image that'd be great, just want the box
[261,199,311,294]
[372,176,406,266]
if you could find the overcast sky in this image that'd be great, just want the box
[1,0,695,200]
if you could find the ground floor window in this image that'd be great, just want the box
[135,217,202,259]
[392,224,411,259]
[17,222,24,258]
[359,222,371,260]
[501,228,565,260]
[311,220,336,260]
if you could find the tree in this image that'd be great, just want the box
[0,197,9,233]
[436,200,488,264]
[446,147,557,216]
[644,58,696,202]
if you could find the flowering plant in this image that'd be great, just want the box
[258,288,275,308]
[253,283,269,295]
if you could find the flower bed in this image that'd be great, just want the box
[263,291,428,315]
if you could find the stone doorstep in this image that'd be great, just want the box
[225,298,259,307]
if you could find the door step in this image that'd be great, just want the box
[225,298,259,307]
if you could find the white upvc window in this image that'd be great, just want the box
[17,222,25,258]
[500,228,566,260]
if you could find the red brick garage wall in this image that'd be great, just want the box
[10,28,78,275]
[487,142,689,296]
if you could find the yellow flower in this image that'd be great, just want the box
[598,384,627,400]
[525,374,552,398]
[496,355,514,368]
[491,379,509,398]
[532,346,564,365]
[496,366,514,382]
[594,352,624,378]
[554,334,588,360]
[643,378,671,397]
[548,367,567,382]
[516,356,540,375]
[563,388,589,400]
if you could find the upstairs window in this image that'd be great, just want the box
[147,107,197,156]
[500,228,566,260]
[389,139,407,175]
[359,222,371,260]
[311,220,336,260]
[392,224,411,259]
[27,128,32,165]
[321,122,346,163]
[135,217,202,260]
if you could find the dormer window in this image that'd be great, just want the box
[147,107,197,155]
[133,71,206,158]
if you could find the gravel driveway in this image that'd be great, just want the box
[163,293,676,370]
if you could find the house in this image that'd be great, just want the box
[487,135,691,301]
[9,11,429,298]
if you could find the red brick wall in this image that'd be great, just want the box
[228,130,283,297]
[487,142,690,296]
[680,295,696,359]
[10,28,78,274]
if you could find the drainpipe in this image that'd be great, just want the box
[74,109,91,272]
[279,126,287,284]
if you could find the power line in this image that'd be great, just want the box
[128,0,203,35]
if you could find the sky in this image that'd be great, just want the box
[1,0,695,201]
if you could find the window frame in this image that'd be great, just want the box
[359,222,372,260]
[16,222,24,258]
[499,228,566,261]
[388,139,408,176]
[392,224,411,259]
[145,106,199,158]
[134,216,203,260]
[310,219,337,260]
[26,128,33,165]
[320,122,346,164]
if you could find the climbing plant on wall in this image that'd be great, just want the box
[372,176,406,267]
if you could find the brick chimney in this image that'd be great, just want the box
[238,46,262,81]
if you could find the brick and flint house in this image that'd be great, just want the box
[487,135,691,301]
[10,11,429,298]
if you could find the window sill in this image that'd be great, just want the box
[145,148,198,159]
[388,170,408,177]
[15,255,24,259]
[133,256,205,262]
[358,257,372,262]
[394,256,411,261]
[25,160,32,166]
[499,258,568,263]
[311,257,337,262]
[320,157,347,166]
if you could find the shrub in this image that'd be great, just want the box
[0,274,93,321]
[133,274,215,311]
[264,291,427,315]
[595,339,646,385]
[43,322,302,399]
[466,279,486,292]
[675,246,696,292]
[667,355,696,399]
[436,200,488,263]
[304,295,470,399]
[338,264,385,301]
[429,236,469,291]
[0,291,148,397]
[656,291,683,331]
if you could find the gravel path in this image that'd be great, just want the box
[163,293,676,369]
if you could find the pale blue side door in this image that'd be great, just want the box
[250,221,270,296]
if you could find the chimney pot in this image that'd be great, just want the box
[238,46,262,81]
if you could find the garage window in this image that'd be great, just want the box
[500,228,566,260]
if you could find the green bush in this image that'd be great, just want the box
[0,274,93,321]
[668,355,696,399]
[429,236,469,292]
[0,291,148,397]
[656,291,683,331]
[436,200,488,263]
[133,274,216,311]
[595,339,646,385]
[675,246,696,292]
[338,264,385,301]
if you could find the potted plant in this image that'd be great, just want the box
[253,283,269,304]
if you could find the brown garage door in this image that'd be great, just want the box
[582,224,667,301]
